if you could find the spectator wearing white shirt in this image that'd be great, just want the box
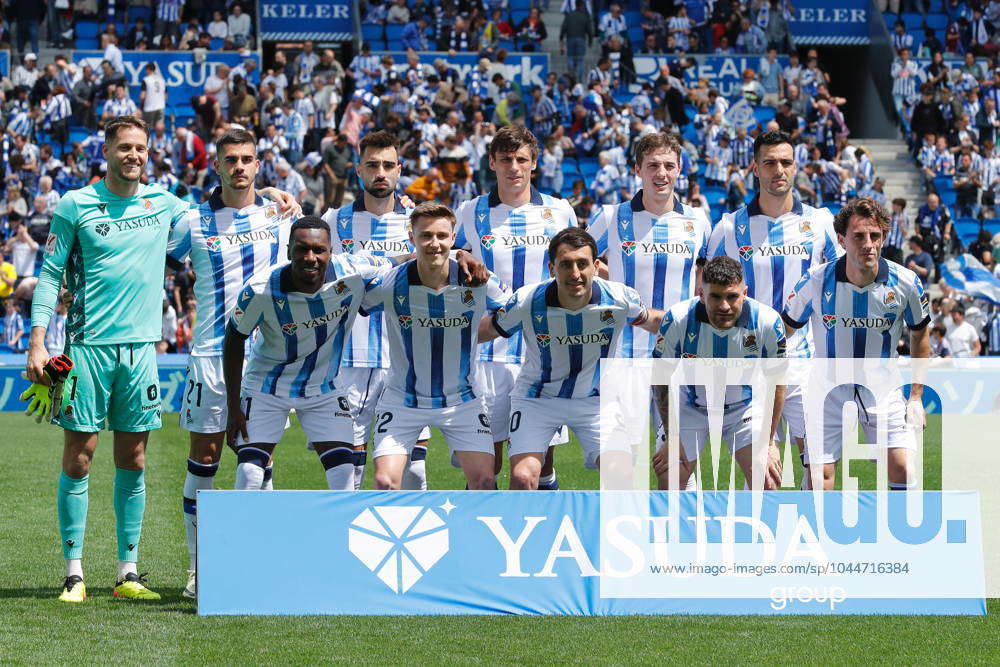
[103,35,124,74]
[12,53,40,89]
[275,159,308,201]
[140,62,167,127]
[227,4,253,48]
[204,64,231,115]
[947,303,981,357]
[208,11,229,40]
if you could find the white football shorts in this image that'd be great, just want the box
[371,390,494,459]
[804,384,915,465]
[238,387,355,446]
[507,395,630,470]
[339,366,431,446]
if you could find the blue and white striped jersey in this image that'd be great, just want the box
[103,97,138,118]
[493,277,647,399]
[231,254,391,398]
[323,197,415,369]
[653,296,786,407]
[454,187,577,364]
[362,260,509,408]
[45,311,67,353]
[587,192,712,358]
[782,257,930,359]
[41,94,73,129]
[167,190,293,357]
[707,196,842,357]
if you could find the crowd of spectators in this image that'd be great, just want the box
[887,2,1000,355]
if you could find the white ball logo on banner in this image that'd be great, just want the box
[349,505,450,594]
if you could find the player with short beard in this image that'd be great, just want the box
[166,127,304,599]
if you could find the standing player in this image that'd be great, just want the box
[166,127,302,599]
[364,203,508,490]
[479,228,664,488]
[322,130,431,491]
[782,198,930,490]
[587,132,712,360]
[223,217,392,490]
[454,125,577,488]
[707,129,842,474]
[586,131,712,490]
[651,256,786,490]
[23,117,246,603]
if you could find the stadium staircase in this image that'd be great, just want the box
[860,137,924,214]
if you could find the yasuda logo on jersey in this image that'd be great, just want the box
[281,323,298,335]
[822,314,836,330]
[206,230,279,251]
[536,333,551,347]
[341,238,411,253]
[481,235,497,249]
[553,332,613,346]
[621,241,637,256]
[205,236,223,252]
[398,315,413,329]
[342,239,356,252]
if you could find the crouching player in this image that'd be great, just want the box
[363,202,509,490]
[223,216,393,490]
[478,228,665,489]
[651,256,787,490]
[781,198,930,490]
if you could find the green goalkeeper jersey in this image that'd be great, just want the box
[32,180,193,345]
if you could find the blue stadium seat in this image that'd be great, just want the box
[702,185,727,206]
[130,6,151,22]
[114,22,126,36]
[954,218,981,240]
[925,13,948,30]
[509,0,533,10]
[386,40,403,50]
[510,9,530,25]
[883,13,897,25]
[624,10,642,25]
[823,201,843,215]
[76,37,99,49]
[386,24,406,41]
[76,21,99,38]
[937,188,957,208]
[579,161,599,177]
[983,218,1000,236]
[210,38,224,50]
[627,26,644,46]
[362,24,384,42]
[901,12,923,29]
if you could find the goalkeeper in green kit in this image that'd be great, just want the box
[26,116,300,603]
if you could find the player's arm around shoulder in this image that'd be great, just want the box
[165,206,197,272]
[223,278,265,449]
[479,283,528,342]
[780,263,822,335]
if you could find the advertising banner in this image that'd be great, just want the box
[197,489,985,615]
[377,51,550,89]
[632,54,789,98]
[789,0,870,45]
[259,0,354,42]
[72,51,260,105]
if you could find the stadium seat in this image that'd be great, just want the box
[130,6,151,22]
[823,201,843,214]
[76,37,99,49]
[362,24,384,42]
[901,12,923,30]
[883,13,897,26]
[702,185,727,206]
[210,38,224,50]
[510,9,530,25]
[954,218,981,240]
[925,13,948,29]
[983,218,1000,236]
[76,21,99,39]
[624,10,642,25]
[937,188,957,208]
[509,0,533,10]
[386,24,406,41]
[932,176,952,193]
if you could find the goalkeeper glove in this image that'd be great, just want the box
[19,355,74,424]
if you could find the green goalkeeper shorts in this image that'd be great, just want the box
[53,342,162,433]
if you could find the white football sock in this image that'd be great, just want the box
[235,462,265,490]
[117,560,137,581]
[320,448,355,490]
[66,558,83,579]
[183,460,217,570]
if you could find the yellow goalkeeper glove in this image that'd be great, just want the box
[19,355,74,424]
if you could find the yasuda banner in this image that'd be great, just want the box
[197,490,985,616]
[72,51,260,106]
[0,355,189,413]
[260,0,354,42]
[377,51,550,89]
[789,0,870,45]
[631,55,789,98]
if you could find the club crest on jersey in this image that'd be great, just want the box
[335,281,348,294]
[143,198,152,209]
[398,315,413,329]
[342,239,356,252]
[884,290,898,307]
[743,333,758,351]
[738,245,754,260]
[799,219,812,234]
[281,322,298,335]
[462,289,475,306]
[266,206,277,218]
[481,235,496,249]
[621,241,637,256]
[536,333,551,347]
[205,236,223,252]
[542,207,553,220]
[822,314,836,329]
[601,309,614,323]
[683,219,694,235]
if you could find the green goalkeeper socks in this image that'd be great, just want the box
[114,468,146,562]
[58,472,89,560]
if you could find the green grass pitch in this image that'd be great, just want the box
[0,413,996,663]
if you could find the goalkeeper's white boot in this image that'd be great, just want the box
[183,569,197,599]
